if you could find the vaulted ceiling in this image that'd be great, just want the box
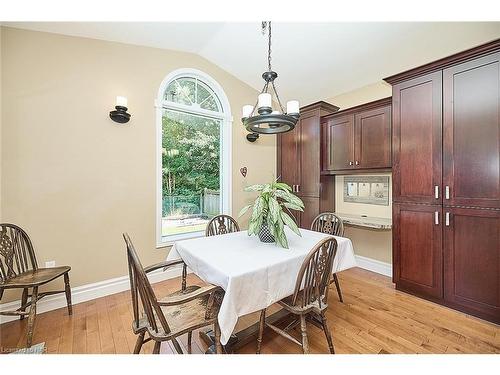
[5,22,500,104]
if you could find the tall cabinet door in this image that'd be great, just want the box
[299,196,320,230]
[443,52,500,209]
[443,207,500,323]
[299,111,321,197]
[393,72,443,204]
[278,128,300,190]
[324,114,355,171]
[393,203,443,299]
[354,105,392,169]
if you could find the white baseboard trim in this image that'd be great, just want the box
[354,255,392,277]
[0,266,185,325]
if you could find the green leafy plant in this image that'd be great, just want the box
[238,181,305,248]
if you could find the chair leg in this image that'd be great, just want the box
[332,273,343,303]
[256,308,266,354]
[64,272,73,315]
[299,314,309,354]
[133,332,145,354]
[26,286,39,348]
[214,321,223,354]
[20,288,28,320]
[181,263,187,292]
[187,331,192,353]
[153,341,161,354]
[320,312,335,354]
[172,338,184,354]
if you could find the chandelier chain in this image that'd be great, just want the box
[267,21,272,71]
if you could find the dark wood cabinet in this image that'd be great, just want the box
[393,203,443,300]
[443,207,500,324]
[443,52,500,209]
[299,111,322,196]
[355,104,392,169]
[386,39,500,324]
[323,114,354,171]
[392,72,442,205]
[298,196,320,230]
[321,98,392,174]
[279,127,300,191]
[277,101,338,228]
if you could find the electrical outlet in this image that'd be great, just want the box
[45,260,56,268]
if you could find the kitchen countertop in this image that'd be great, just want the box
[336,213,392,230]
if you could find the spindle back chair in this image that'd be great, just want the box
[0,223,72,347]
[257,236,338,354]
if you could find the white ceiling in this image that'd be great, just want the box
[5,22,500,104]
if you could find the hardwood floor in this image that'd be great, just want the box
[1,268,498,354]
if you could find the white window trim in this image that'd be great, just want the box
[156,68,233,248]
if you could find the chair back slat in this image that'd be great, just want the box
[123,233,171,334]
[205,215,240,237]
[0,224,38,284]
[311,212,344,237]
[291,237,338,308]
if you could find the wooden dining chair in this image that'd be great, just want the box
[256,236,338,354]
[205,214,240,237]
[123,233,225,354]
[310,212,345,303]
[0,223,72,347]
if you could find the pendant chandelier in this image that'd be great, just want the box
[242,22,300,136]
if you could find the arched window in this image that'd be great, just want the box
[156,69,232,245]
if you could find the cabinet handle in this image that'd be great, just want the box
[296,185,300,193]
[349,161,353,166]
[355,161,359,166]
[292,185,296,192]
[435,185,439,199]
[445,212,450,226]
[434,211,439,225]
[445,186,450,200]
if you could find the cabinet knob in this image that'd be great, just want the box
[349,161,353,166]
[355,161,359,166]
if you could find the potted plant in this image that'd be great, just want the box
[238,181,304,248]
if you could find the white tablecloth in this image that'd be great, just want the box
[166,227,356,344]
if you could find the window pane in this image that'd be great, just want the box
[200,96,220,111]
[164,78,196,106]
[162,109,221,238]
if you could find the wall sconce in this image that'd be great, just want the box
[246,133,259,142]
[109,96,131,123]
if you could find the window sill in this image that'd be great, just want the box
[156,230,205,249]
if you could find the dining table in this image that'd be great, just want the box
[166,226,357,352]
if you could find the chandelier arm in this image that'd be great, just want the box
[271,81,286,113]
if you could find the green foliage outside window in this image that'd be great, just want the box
[162,110,221,217]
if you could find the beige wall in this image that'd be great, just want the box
[329,83,394,264]
[327,81,392,110]
[0,26,2,220]
[0,27,275,303]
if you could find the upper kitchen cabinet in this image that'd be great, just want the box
[277,101,339,197]
[321,97,392,174]
[443,52,500,209]
[391,72,443,205]
[277,101,338,228]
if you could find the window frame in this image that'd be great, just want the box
[155,68,233,247]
